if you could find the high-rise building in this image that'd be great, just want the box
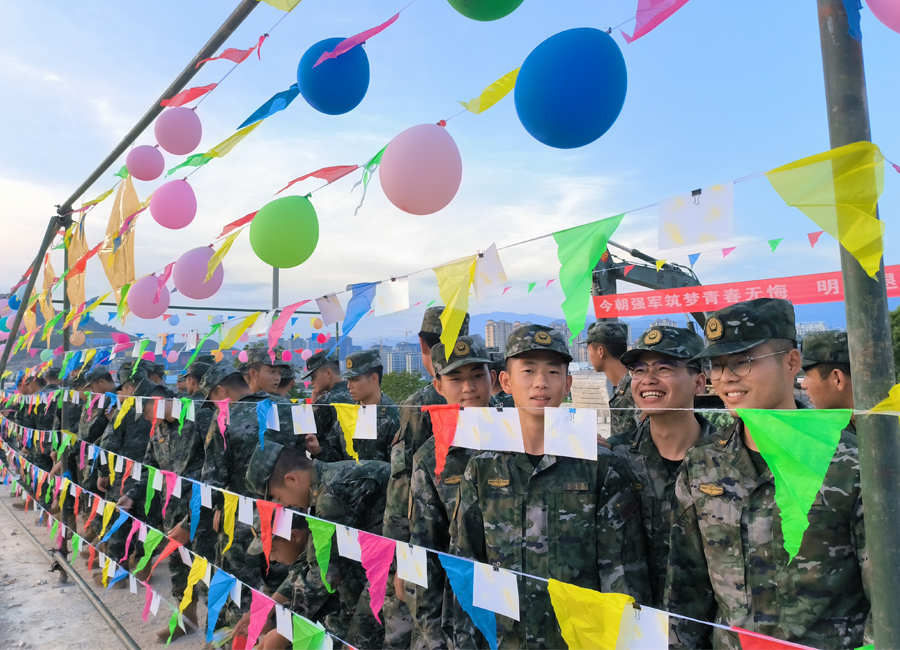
[651,318,678,328]
[797,322,828,339]
[485,320,532,351]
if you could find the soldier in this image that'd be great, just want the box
[245,347,289,395]
[273,364,297,398]
[303,349,353,458]
[175,371,187,396]
[608,326,717,607]
[182,361,211,398]
[149,363,166,385]
[451,325,650,648]
[488,351,515,407]
[800,330,854,416]
[241,440,390,650]
[666,298,871,649]
[587,321,637,435]
[319,349,399,463]
[409,335,494,650]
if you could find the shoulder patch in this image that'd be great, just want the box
[487,478,509,488]
[632,482,643,491]
[563,482,589,492]
[443,475,462,485]
[699,482,725,496]
[717,438,728,445]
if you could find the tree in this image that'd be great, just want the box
[891,305,900,382]
[381,371,429,404]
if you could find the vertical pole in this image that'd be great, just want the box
[272,268,279,310]
[816,1,900,646]
[61,234,70,431]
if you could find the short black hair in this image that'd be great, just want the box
[322,361,340,373]
[220,373,250,392]
[814,362,852,379]
[766,338,797,352]
[270,446,313,488]
[186,368,205,381]
[419,332,441,349]
[278,376,295,390]
[149,385,170,398]
[365,366,384,384]
[598,341,628,360]
[29,377,47,388]
[505,353,570,373]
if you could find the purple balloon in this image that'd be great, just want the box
[126,145,165,181]
[173,246,225,300]
[127,274,170,320]
[154,107,202,156]
[150,180,197,230]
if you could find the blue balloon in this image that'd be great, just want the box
[7,295,19,310]
[168,314,180,326]
[297,37,370,116]
[514,28,627,149]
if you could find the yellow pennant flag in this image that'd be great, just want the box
[655,259,666,271]
[39,258,56,322]
[84,187,115,208]
[179,556,208,612]
[114,397,135,428]
[99,176,139,302]
[59,478,70,510]
[108,452,116,486]
[207,230,241,281]
[207,121,263,158]
[872,383,900,414]
[100,501,116,539]
[222,493,238,553]
[102,556,112,588]
[459,67,520,115]
[547,580,634,650]
[334,403,361,462]
[433,255,477,359]
[67,218,89,307]
[766,141,885,278]
[219,312,260,350]
[81,349,97,370]
[258,0,303,10]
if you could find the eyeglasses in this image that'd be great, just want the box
[628,360,689,379]
[705,349,789,380]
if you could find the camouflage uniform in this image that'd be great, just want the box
[303,350,354,461]
[801,329,850,370]
[489,351,515,407]
[451,325,651,649]
[245,441,391,649]
[665,299,871,649]
[587,321,637,435]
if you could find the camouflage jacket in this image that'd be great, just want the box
[78,403,110,445]
[383,383,445,543]
[451,448,651,649]
[492,391,515,408]
[665,420,871,649]
[201,392,302,497]
[609,373,638,436]
[608,414,717,607]
[322,393,399,463]
[410,437,473,650]
[311,381,354,462]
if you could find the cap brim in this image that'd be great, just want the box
[692,338,771,361]
[620,348,692,367]
[505,349,573,363]
[437,356,493,376]
[246,536,264,556]
[800,359,820,370]
[340,370,363,379]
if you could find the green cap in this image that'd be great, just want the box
[245,440,285,497]
[489,351,505,372]
[431,336,492,376]
[185,361,211,381]
[694,298,797,360]
[82,365,112,386]
[302,349,339,380]
[198,361,242,398]
[281,365,296,380]
[116,361,150,388]
[247,347,289,367]
[621,326,705,366]
[586,321,628,346]
[342,349,383,379]
[801,330,850,370]
[420,306,470,336]
[505,325,573,363]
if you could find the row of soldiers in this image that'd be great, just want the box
[2,298,869,649]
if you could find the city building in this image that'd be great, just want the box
[485,319,533,351]
[796,322,828,339]
[651,318,678,328]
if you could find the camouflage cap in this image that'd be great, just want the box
[489,351,505,372]
[420,306,470,337]
[586,321,629,346]
[70,371,89,389]
[198,361,242,398]
[82,365,113,386]
[117,361,150,387]
[694,298,797,360]
[245,440,285,497]
[185,361,211,381]
[247,347,289,368]
[281,364,296,380]
[621,326,705,367]
[505,325,573,363]
[150,363,166,378]
[801,330,850,370]
[432,336,492,376]
[342,349,383,379]
[131,378,159,399]
[176,370,188,380]
[45,367,61,381]
[302,349,339,380]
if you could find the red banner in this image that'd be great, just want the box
[593,265,900,318]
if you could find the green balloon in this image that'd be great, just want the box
[447,0,524,21]
[249,195,320,269]
[40,349,54,362]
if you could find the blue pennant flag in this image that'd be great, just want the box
[238,84,300,129]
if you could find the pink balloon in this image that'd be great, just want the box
[126,145,165,181]
[868,0,900,33]
[142,351,156,361]
[150,180,197,230]
[154,107,202,156]
[127,274,170,320]
[167,350,179,363]
[282,350,293,362]
[238,350,249,363]
[173,246,224,300]
[239,334,250,343]
[0,331,8,341]
[380,124,463,215]
[300,349,313,360]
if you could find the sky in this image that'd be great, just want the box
[1,0,898,347]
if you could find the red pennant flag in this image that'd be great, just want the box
[160,83,217,107]
[276,165,359,194]
[255,500,277,568]
[623,264,635,276]
[87,544,97,571]
[65,242,103,280]
[734,628,817,650]
[545,279,555,288]
[217,212,258,238]
[155,262,175,303]
[124,460,134,484]
[196,46,256,69]
[421,404,461,480]
[808,231,824,248]
[85,495,101,529]
[149,539,183,577]
[162,314,171,321]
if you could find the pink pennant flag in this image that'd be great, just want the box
[160,83,217,107]
[28,349,38,358]
[256,34,267,60]
[722,247,736,258]
[142,584,153,622]
[162,471,177,517]
[545,279,555,288]
[141,351,156,361]
[808,231,824,248]
[892,162,900,175]
[622,0,691,43]
[216,399,231,447]
[276,165,359,194]
[79,441,87,469]
[217,212,258,238]
[246,590,276,650]
[111,332,132,354]
[53,346,64,356]
[314,13,400,67]
[268,300,310,352]
[501,287,511,296]
[196,45,256,69]
[121,518,141,563]
[155,263,175,304]
[359,531,396,623]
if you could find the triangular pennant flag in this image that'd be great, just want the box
[150,539,183,577]
[358,532,396,623]
[655,259,666,271]
[722,247,736,257]
[307,519,336,593]
[196,44,257,69]
[161,83,217,107]
[247,590,276,650]
[222,492,238,553]
[206,570,237,643]
[622,0,691,43]
[871,383,900,414]
[314,13,399,67]
[99,501,116,539]
[808,231,824,248]
[207,232,241,281]
[527,282,537,293]
[145,466,157,516]
[733,627,817,650]
[190,482,202,541]
[256,500,277,568]
[622,264,635,276]
[207,120,263,158]
[277,165,358,195]
[459,67,520,114]
[334,403,361,462]
[341,283,377,340]
[547,579,635,650]
[433,256,477,359]
[768,238,783,252]
[239,84,300,130]
[135,528,165,573]
[736,408,850,559]
[440,555,497,650]
[179,556,208,612]
[421,404,461,480]
[292,614,327,650]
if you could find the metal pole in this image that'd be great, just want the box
[61,241,70,431]
[815,1,900,646]
[272,268,280,310]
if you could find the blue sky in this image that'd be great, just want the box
[1,0,898,346]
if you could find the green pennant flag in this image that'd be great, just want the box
[145,467,157,516]
[177,398,190,435]
[49,519,59,541]
[132,341,150,373]
[185,323,222,368]
[292,614,327,650]
[166,153,213,177]
[70,535,82,565]
[768,238,783,252]
[117,284,132,323]
[306,518,336,593]
[526,282,537,294]
[114,165,129,179]
[552,213,625,342]
[737,408,850,560]
[134,528,165,573]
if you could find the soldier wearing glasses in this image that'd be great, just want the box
[608,326,717,608]
[665,298,871,650]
